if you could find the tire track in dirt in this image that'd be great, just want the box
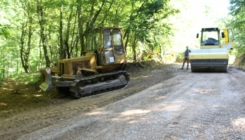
[19,72,198,140]
[44,67,245,140]
[0,63,178,140]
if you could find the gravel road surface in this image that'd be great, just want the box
[20,68,245,140]
[1,64,245,140]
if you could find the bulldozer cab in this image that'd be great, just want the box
[87,27,126,66]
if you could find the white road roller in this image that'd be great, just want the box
[189,27,233,72]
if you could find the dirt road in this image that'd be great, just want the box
[1,64,245,139]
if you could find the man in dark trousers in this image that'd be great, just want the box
[181,46,191,70]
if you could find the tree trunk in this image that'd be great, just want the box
[74,36,79,57]
[71,11,78,57]
[20,23,30,73]
[77,0,85,56]
[26,15,33,72]
[64,7,74,59]
[132,36,137,61]
[124,29,130,52]
[37,0,50,67]
[59,5,65,59]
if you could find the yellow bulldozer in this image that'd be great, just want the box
[189,27,234,72]
[40,27,130,98]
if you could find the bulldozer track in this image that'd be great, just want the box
[69,70,130,98]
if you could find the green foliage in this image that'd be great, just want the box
[127,0,178,42]
[0,0,179,79]
[229,0,245,54]
[0,25,10,39]
[0,0,235,81]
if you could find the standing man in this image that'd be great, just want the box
[181,46,191,70]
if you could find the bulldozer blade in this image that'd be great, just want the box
[39,67,53,91]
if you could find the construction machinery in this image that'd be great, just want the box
[189,27,233,72]
[39,27,129,98]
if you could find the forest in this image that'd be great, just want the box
[0,0,244,80]
[1,1,245,139]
